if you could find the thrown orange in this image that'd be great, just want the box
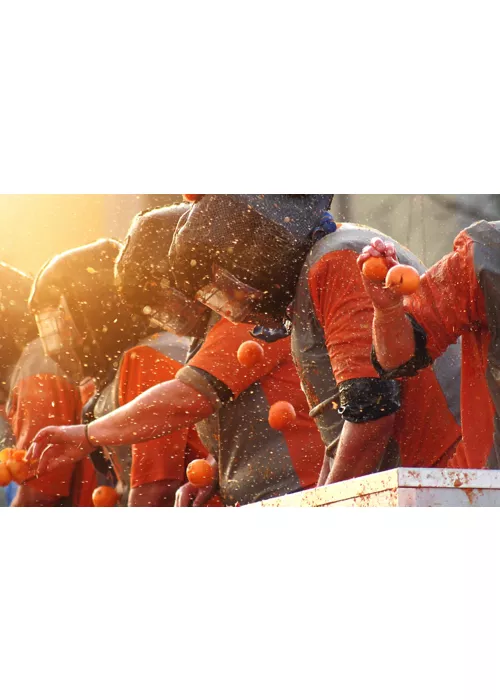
[237,340,265,368]
[268,401,296,431]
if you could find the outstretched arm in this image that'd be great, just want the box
[28,379,214,476]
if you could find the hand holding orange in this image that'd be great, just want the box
[92,486,119,507]
[187,459,215,487]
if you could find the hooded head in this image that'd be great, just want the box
[0,262,37,397]
[168,194,334,331]
[115,203,210,337]
[29,239,147,384]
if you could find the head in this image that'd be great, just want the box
[29,239,148,384]
[168,195,334,329]
[0,263,37,397]
[115,203,210,337]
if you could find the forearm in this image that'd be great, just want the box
[316,451,332,487]
[373,305,416,370]
[325,415,396,485]
[88,379,214,447]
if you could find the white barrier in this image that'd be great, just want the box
[252,468,500,507]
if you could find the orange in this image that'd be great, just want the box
[237,340,265,368]
[8,451,32,484]
[0,462,12,487]
[183,194,204,203]
[268,401,296,431]
[385,264,421,295]
[186,459,215,487]
[0,448,15,464]
[92,486,119,507]
[362,257,389,282]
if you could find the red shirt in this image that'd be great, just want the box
[177,318,325,505]
[116,333,208,489]
[404,223,497,468]
[7,339,96,504]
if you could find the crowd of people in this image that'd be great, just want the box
[1,194,499,507]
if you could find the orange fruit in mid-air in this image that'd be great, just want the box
[385,264,421,295]
[268,401,296,431]
[187,459,215,488]
[183,194,204,203]
[0,462,12,487]
[362,257,389,282]
[92,486,119,507]
[237,340,265,368]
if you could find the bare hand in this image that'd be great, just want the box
[175,481,218,507]
[27,425,93,478]
[357,237,403,310]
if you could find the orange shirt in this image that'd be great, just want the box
[177,318,325,505]
[115,333,208,489]
[7,338,96,504]
[293,224,462,469]
[403,223,497,468]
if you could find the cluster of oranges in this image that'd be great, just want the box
[0,448,31,486]
[362,258,421,295]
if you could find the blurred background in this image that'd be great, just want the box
[0,195,182,276]
[1,194,499,276]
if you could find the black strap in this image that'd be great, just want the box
[338,377,401,423]
[81,392,117,485]
[188,367,234,405]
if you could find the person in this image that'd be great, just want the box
[0,262,37,506]
[14,238,148,505]
[28,203,326,506]
[165,195,463,485]
[357,222,500,469]
[99,205,211,506]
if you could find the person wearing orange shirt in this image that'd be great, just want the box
[164,195,463,485]
[0,262,93,507]
[7,336,97,506]
[28,203,326,506]
[358,222,500,469]
[16,238,149,505]
[101,204,210,506]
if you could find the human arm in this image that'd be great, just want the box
[308,249,402,482]
[28,378,214,476]
[358,232,482,371]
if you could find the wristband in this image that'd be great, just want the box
[84,423,99,448]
